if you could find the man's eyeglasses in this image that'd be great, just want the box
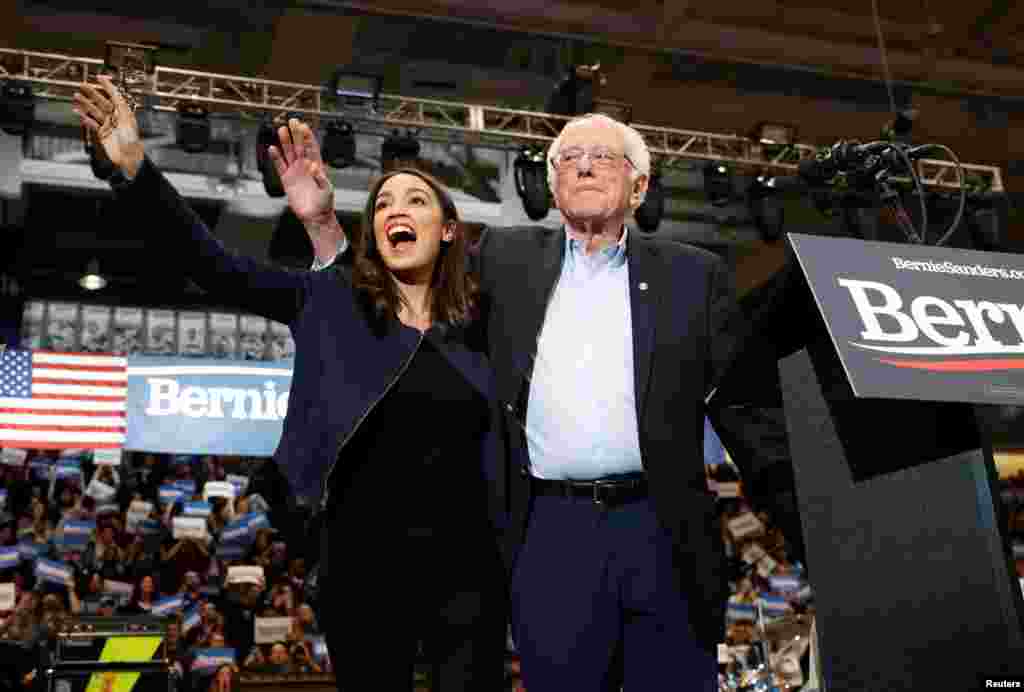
[551,146,635,171]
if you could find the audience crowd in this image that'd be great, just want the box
[0,449,327,692]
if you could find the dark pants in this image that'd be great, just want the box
[318,527,506,692]
[510,495,717,692]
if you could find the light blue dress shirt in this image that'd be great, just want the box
[524,227,643,480]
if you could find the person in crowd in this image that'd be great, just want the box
[298,111,735,690]
[245,529,273,569]
[293,603,318,637]
[124,534,159,579]
[285,558,306,596]
[81,519,126,580]
[180,571,206,610]
[205,664,237,692]
[266,642,292,673]
[119,574,159,614]
[95,595,117,617]
[207,498,233,539]
[242,645,267,671]
[161,536,211,595]
[267,581,293,617]
[220,577,262,669]
[289,641,322,673]
[75,75,507,692]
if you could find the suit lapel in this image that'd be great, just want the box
[628,236,659,422]
[516,229,565,373]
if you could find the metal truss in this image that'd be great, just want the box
[0,47,1004,192]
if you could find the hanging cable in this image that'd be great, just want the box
[871,0,897,115]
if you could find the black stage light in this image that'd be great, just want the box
[0,81,35,136]
[258,119,286,198]
[704,161,733,207]
[514,147,550,221]
[381,129,421,171]
[176,102,211,154]
[634,171,664,233]
[329,70,382,109]
[322,120,356,169]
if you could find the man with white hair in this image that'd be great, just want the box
[299,112,730,690]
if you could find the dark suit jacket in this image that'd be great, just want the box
[475,226,734,651]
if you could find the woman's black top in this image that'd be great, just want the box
[325,336,492,545]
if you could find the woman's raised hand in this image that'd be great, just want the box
[268,118,335,224]
[73,74,145,179]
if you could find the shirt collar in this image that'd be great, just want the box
[564,225,629,271]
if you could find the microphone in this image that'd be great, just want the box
[798,140,907,184]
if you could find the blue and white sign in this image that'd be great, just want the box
[125,356,293,456]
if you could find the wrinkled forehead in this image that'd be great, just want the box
[559,118,624,151]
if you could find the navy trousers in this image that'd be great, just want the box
[510,494,717,691]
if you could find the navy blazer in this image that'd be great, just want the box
[116,158,509,543]
[475,225,734,651]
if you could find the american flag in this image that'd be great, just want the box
[0,350,126,449]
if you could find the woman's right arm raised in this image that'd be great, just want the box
[73,75,311,326]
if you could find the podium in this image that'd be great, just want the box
[717,234,1024,690]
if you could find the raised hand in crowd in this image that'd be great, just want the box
[72,74,145,178]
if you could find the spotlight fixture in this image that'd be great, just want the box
[329,70,382,109]
[704,161,733,207]
[79,259,107,291]
[0,81,35,136]
[381,129,420,171]
[634,171,664,233]
[322,120,357,169]
[546,63,605,117]
[176,102,211,154]
[257,118,286,197]
[514,147,550,221]
[753,121,796,160]
[747,173,785,242]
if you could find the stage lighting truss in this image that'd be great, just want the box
[0,46,1003,193]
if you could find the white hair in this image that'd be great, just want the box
[546,112,652,206]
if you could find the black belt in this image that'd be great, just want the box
[530,474,648,507]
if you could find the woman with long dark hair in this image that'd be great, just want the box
[74,76,507,692]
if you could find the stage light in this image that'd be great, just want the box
[747,173,785,242]
[0,81,35,136]
[634,171,664,233]
[257,119,285,198]
[704,161,733,207]
[546,63,605,117]
[754,122,796,147]
[753,121,796,160]
[78,259,106,291]
[176,102,211,154]
[329,70,382,109]
[322,120,356,169]
[514,147,550,221]
[381,129,420,171]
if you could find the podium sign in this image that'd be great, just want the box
[789,232,1024,404]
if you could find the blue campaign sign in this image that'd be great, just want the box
[125,356,293,456]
